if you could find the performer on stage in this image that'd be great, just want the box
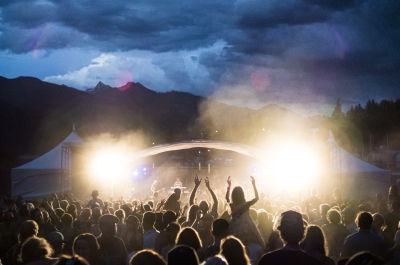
[151,180,159,194]
[174,178,182,187]
[151,180,164,196]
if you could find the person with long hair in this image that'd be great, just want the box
[181,205,200,228]
[72,233,106,265]
[129,250,166,265]
[219,236,251,265]
[321,209,349,262]
[300,225,335,265]
[20,237,57,265]
[6,220,38,265]
[225,176,264,262]
[176,227,205,261]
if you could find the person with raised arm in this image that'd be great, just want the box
[226,176,264,263]
[189,175,202,206]
[190,175,219,219]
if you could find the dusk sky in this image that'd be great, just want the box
[0,0,399,116]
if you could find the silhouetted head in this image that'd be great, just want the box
[174,188,182,200]
[176,227,202,250]
[203,255,228,265]
[199,200,209,213]
[212,219,229,239]
[220,236,251,265]
[327,209,341,225]
[300,225,326,255]
[346,251,385,265]
[21,237,53,264]
[130,250,166,265]
[73,233,100,264]
[61,213,73,227]
[166,222,181,244]
[356,212,373,230]
[188,205,200,222]
[91,190,99,199]
[162,211,177,228]
[19,220,39,242]
[168,245,199,265]
[231,186,245,205]
[115,209,125,223]
[277,210,306,244]
[98,214,118,238]
[143,212,156,231]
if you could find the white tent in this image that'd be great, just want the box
[328,131,391,198]
[11,128,84,198]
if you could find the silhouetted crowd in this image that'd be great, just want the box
[1,175,400,265]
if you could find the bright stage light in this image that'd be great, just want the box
[90,149,127,179]
[267,143,322,190]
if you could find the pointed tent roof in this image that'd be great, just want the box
[15,129,84,169]
[328,130,388,173]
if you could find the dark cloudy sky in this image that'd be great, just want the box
[0,0,399,116]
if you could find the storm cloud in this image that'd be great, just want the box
[0,0,399,115]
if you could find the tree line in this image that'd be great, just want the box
[330,98,400,156]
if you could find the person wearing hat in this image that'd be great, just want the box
[97,214,128,265]
[85,190,105,209]
[48,231,66,257]
[122,215,142,253]
[85,190,104,209]
[258,210,320,265]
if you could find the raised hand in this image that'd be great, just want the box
[227,176,231,187]
[194,174,202,186]
[160,199,166,206]
[205,176,210,189]
[250,176,255,185]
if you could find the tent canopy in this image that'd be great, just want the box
[16,130,83,169]
[327,130,391,198]
[11,129,83,198]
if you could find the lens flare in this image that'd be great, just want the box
[28,23,52,58]
[250,70,270,91]
[331,24,349,60]
[115,71,133,90]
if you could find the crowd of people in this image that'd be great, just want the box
[1,175,400,265]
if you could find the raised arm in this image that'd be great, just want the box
[51,193,60,209]
[248,176,259,206]
[205,176,218,218]
[42,199,61,227]
[189,175,202,206]
[225,176,231,203]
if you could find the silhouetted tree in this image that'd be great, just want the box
[332,99,345,121]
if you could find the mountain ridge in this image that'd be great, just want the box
[0,76,315,157]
